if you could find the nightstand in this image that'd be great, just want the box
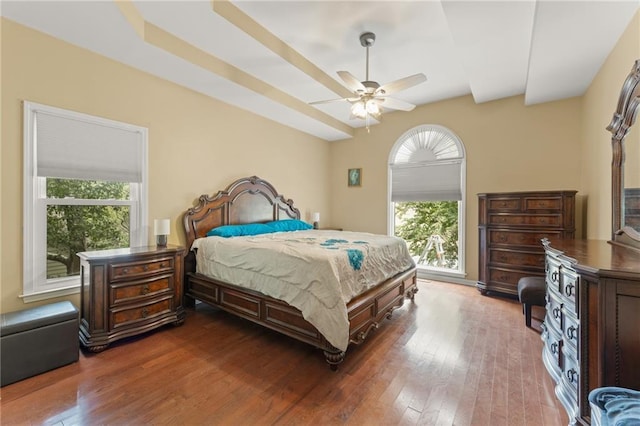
[77,245,185,352]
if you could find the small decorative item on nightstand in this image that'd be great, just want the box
[312,212,320,229]
[154,218,170,247]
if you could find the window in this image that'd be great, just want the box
[23,101,148,302]
[388,125,466,279]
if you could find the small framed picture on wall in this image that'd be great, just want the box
[348,168,362,187]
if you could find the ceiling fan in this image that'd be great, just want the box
[310,31,427,129]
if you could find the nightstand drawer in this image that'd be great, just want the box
[110,275,174,305]
[111,297,174,329]
[110,256,175,281]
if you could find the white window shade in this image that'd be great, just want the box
[36,110,143,182]
[391,160,462,201]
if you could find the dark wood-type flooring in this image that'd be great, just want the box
[0,280,568,425]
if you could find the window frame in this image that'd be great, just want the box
[23,101,148,302]
[387,124,467,281]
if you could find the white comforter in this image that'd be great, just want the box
[191,230,415,351]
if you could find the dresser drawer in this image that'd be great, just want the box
[561,346,580,395]
[546,256,562,295]
[524,196,563,211]
[111,296,174,329]
[489,229,563,247]
[563,309,579,353]
[110,275,174,305]
[489,248,545,268]
[489,267,538,288]
[488,214,562,227]
[487,197,521,211]
[547,291,563,333]
[543,323,563,371]
[561,268,579,314]
[110,256,175,281]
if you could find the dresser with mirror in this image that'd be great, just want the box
[541,60,640,425]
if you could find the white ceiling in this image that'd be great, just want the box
[2,1,639,141]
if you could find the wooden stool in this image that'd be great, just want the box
[517,276,546,328]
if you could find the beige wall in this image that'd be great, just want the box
[0,19,331,313]
[329,10,640,283]
[330,94,583,282]
[581,11,640,241]
[2,11,639,311]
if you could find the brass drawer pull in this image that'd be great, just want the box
[566,368,578,383]
[567,325,577,340]
[551,342,559,354]
[142,284,150,295]
[553,307,561,319]
[141,307,149,318]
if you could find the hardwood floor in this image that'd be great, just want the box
[0,280,568,425]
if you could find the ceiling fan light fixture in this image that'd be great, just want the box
[309,31,426,131]
[366,99,380,115]
[351,101,367,119]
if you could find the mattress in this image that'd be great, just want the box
[191,229,415,351]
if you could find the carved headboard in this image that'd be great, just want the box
[182,175,300,250]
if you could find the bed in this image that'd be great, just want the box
[182,176,418,369]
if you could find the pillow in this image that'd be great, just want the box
[206,223,274,238]
[266,219,313,232]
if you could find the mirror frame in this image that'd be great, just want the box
[608,59,640,249]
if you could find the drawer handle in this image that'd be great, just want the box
[551,271,559,283]
[160,263,166,268]
[142,284,150,295]
[123,268,129,274]
[141,307,149,318]
[566,368,578,383]
[565,283,574,297]
[551,342,558,354]
[143,265,149,272]
[553,307,561,319]
[567,325,577,340]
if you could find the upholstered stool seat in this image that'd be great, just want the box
[517,276,546,328]
[589,387,640,426]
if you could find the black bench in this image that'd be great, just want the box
[1,301,79,386]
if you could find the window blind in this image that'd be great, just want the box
[35,110,143,182]
[391,160,462,202]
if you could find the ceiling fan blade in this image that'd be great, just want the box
[337,71,366,93]
[374,96,416,112]
[310,96,361,106]
[377,73,427,96]
[309,97,349,105]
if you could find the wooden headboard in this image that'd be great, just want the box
[182,175,300,250]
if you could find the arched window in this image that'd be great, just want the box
[389,125,466,279]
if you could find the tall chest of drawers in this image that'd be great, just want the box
[477,190,576,296]
[77,245,185,352]
[541,239,640,425]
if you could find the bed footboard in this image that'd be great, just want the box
[186,267,417,369]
